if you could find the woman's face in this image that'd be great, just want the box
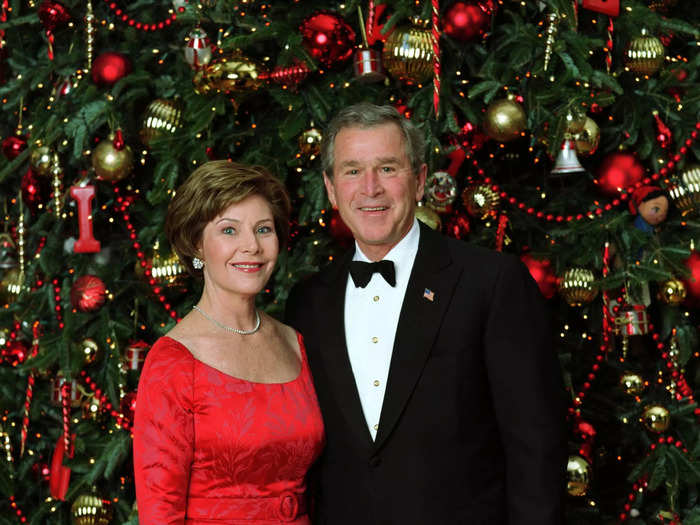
[198,194,279,298]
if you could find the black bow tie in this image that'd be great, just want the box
[349,260,396,288]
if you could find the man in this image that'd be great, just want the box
[286,103,567,524]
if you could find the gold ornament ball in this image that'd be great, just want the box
[151,251,187,288]
[82,396,101,421]
[566,455,592,497]
[382,25,433,85]
[658,279,686,305]
[620,371,645,396]
[668,164,700,217]
[642,404,670,433]
[482,98,527,142]
[573,117,600,156]
[139,99,182,147]
[565,110,587,136]
[30,146,59,176]
[462,184,500,219]
[92,135,134,182]
[193,53,267,97]
[298,128,323,158]
[415,202,442,231]
[624,33,665,76]
[71,493,113,525]
[558,268,598,307]
[79,338,100,365]
[0,268,23,305]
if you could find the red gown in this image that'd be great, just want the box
[133,334,325,525]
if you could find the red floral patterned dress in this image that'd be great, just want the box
[133,333,325,525]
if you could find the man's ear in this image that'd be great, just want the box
[415,163,428,202]
[323,172,338,209]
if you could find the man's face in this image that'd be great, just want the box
[638,195,668,226]
[323,123,426,261]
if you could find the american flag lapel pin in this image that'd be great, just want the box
[423,288,435,302]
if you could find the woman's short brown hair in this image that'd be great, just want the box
[165,160,291,276]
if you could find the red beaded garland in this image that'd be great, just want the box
[103,0,177,31]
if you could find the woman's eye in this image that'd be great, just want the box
[257,226,273,234]
[222,226,235,235]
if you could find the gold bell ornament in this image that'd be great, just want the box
[415,201,442,231]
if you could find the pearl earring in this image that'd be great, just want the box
[192,257,204,270]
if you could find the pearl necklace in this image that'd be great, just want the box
[192,305,261,335]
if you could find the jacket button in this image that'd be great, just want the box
[369,456,381,468]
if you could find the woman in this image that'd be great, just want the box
[133,160,324,524]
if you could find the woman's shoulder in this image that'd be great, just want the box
[264,313,300,347]
[140,336,196,385]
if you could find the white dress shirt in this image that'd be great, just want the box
[344,218,420,440]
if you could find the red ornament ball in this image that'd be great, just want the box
[521,253,557,299]
[120,391,138,424]
[92,52,132,87]
[2,340,29,366]
[2,135,27,160]
[21,168,50,213]
[596,152,645,197]
[328,209,354,248]
[300,12,356,67]
[442,1,493,42]
[444,212,471,240]
[70,275,107,312]
[684,252,700,302]
[38,0,71,32]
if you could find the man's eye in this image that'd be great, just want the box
[380,166,395,173]
[345,169,359,176]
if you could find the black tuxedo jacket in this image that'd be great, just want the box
[286,222,567,525]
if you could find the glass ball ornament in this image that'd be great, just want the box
[658,279,686,305]
[30,146,59,176]
[92,133,134,182]
[641,404,670,433]
[596,151,645,196]
[558,268,598,306]
[298,128,323,158]
[442,1,493,42]
[424,171,458,213]
[482,97,527,142]
[70,492,113,525]
[624,31,665,76]
[566,455,592,496]
[573,117,600,156]
[382,24,433,85]
[91,51,132,87]
[299,12,356,67]
[70,275,107,313]
[139,99,182,147]
[2,134,27,160]
[193,53,267,98]
[668,164,700,217]
[0,267,23,305]
[620,371,645,396]
[79,338,100,365]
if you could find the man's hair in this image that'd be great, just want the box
[165,160,291,276]
[321,102,426,177]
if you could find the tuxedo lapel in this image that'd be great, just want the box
[374,223,463,450]
[316,251,374,449]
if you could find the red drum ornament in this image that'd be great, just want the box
[353,48,385,82]
[123,341,149,371]
[442,1,493,42]
[70,275,106,312]
[92,52,132,87]
[300,12,356,67]
[51,376,82,407]
[596,152,645,196]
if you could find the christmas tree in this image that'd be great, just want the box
[1,0,699,523]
